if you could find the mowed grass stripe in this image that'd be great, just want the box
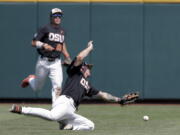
[0,104,180,135]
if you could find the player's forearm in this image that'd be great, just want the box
[77,48,91,60]
[74,48,91,66]
[97,91,121,102]
[76,41,93,61]
[32,40,55,51]
[31,40,45,48]
[62,43,70,58]
[74,41,93,66]
[32,40,45,48]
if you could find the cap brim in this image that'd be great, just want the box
[52,12,63,15]
[86,64,93,70]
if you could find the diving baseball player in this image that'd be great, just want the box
[21,8,71,103]
[10,41,139,131]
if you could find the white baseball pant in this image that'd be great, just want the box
[21,95,95,131]
[29,56,63,103]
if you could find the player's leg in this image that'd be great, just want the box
[22,107,57,120]
[49,59,63,104]
[21,57,49,91]
[10,104,55,120]
[10,96,75,121]
[21,105,70,121]
[29,57,49,91]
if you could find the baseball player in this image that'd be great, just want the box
[10,41,139,131]
[21,8,71,103]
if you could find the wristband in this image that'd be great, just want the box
[36,41,44,48]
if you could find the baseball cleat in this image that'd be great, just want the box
[63,124,73,130]
[9,104,22,114]
[59,123,73,130]
[21,75,35,88]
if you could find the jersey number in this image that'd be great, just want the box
[49,33,64,43]
[80,78,90,90]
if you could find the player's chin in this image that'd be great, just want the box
[86,74,91,78]
[55,22,61,25]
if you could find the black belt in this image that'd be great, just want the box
[65,95,72,99]
[40,56,58,62]
[64,95,77,109]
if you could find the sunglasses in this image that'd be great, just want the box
[52,14,63,18]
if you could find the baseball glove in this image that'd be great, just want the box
[119,92,139,105]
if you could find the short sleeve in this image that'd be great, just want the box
[67,57,82,76]
[33,26,47,41]
[86,86,99,97]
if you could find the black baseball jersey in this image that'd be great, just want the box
[61,58,99,107]
[33,24,65,58]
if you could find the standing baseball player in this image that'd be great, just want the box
[10,41,139,131]
[21,8,71,103]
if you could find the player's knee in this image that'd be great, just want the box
[50,114,60,121]
[50,109,67,121]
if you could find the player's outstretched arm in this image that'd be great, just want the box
[74,41,93,66]
[96,91,121,103]
[96,91,139,105]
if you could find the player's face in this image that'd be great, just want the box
[83,68,91,78]
[51,14,62,25]
[52,17,61,25]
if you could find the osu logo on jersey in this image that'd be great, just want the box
[48,33,64,43]
[80,78,90,90]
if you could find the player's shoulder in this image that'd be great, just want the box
[38,24,49,31]
[44,24,52,29]
[66,57,82,76]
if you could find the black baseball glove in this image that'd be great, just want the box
[119,92,139,105]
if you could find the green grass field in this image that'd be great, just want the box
[1,104,180,135]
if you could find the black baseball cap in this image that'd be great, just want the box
[83,62,93,70]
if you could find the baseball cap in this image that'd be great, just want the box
[51,8,63,15]
[83,62,93,70]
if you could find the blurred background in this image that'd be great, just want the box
[1,0,180,101]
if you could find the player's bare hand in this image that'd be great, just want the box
[87,40,93,51]
[55,44,62,52]
[43,44,55,51]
